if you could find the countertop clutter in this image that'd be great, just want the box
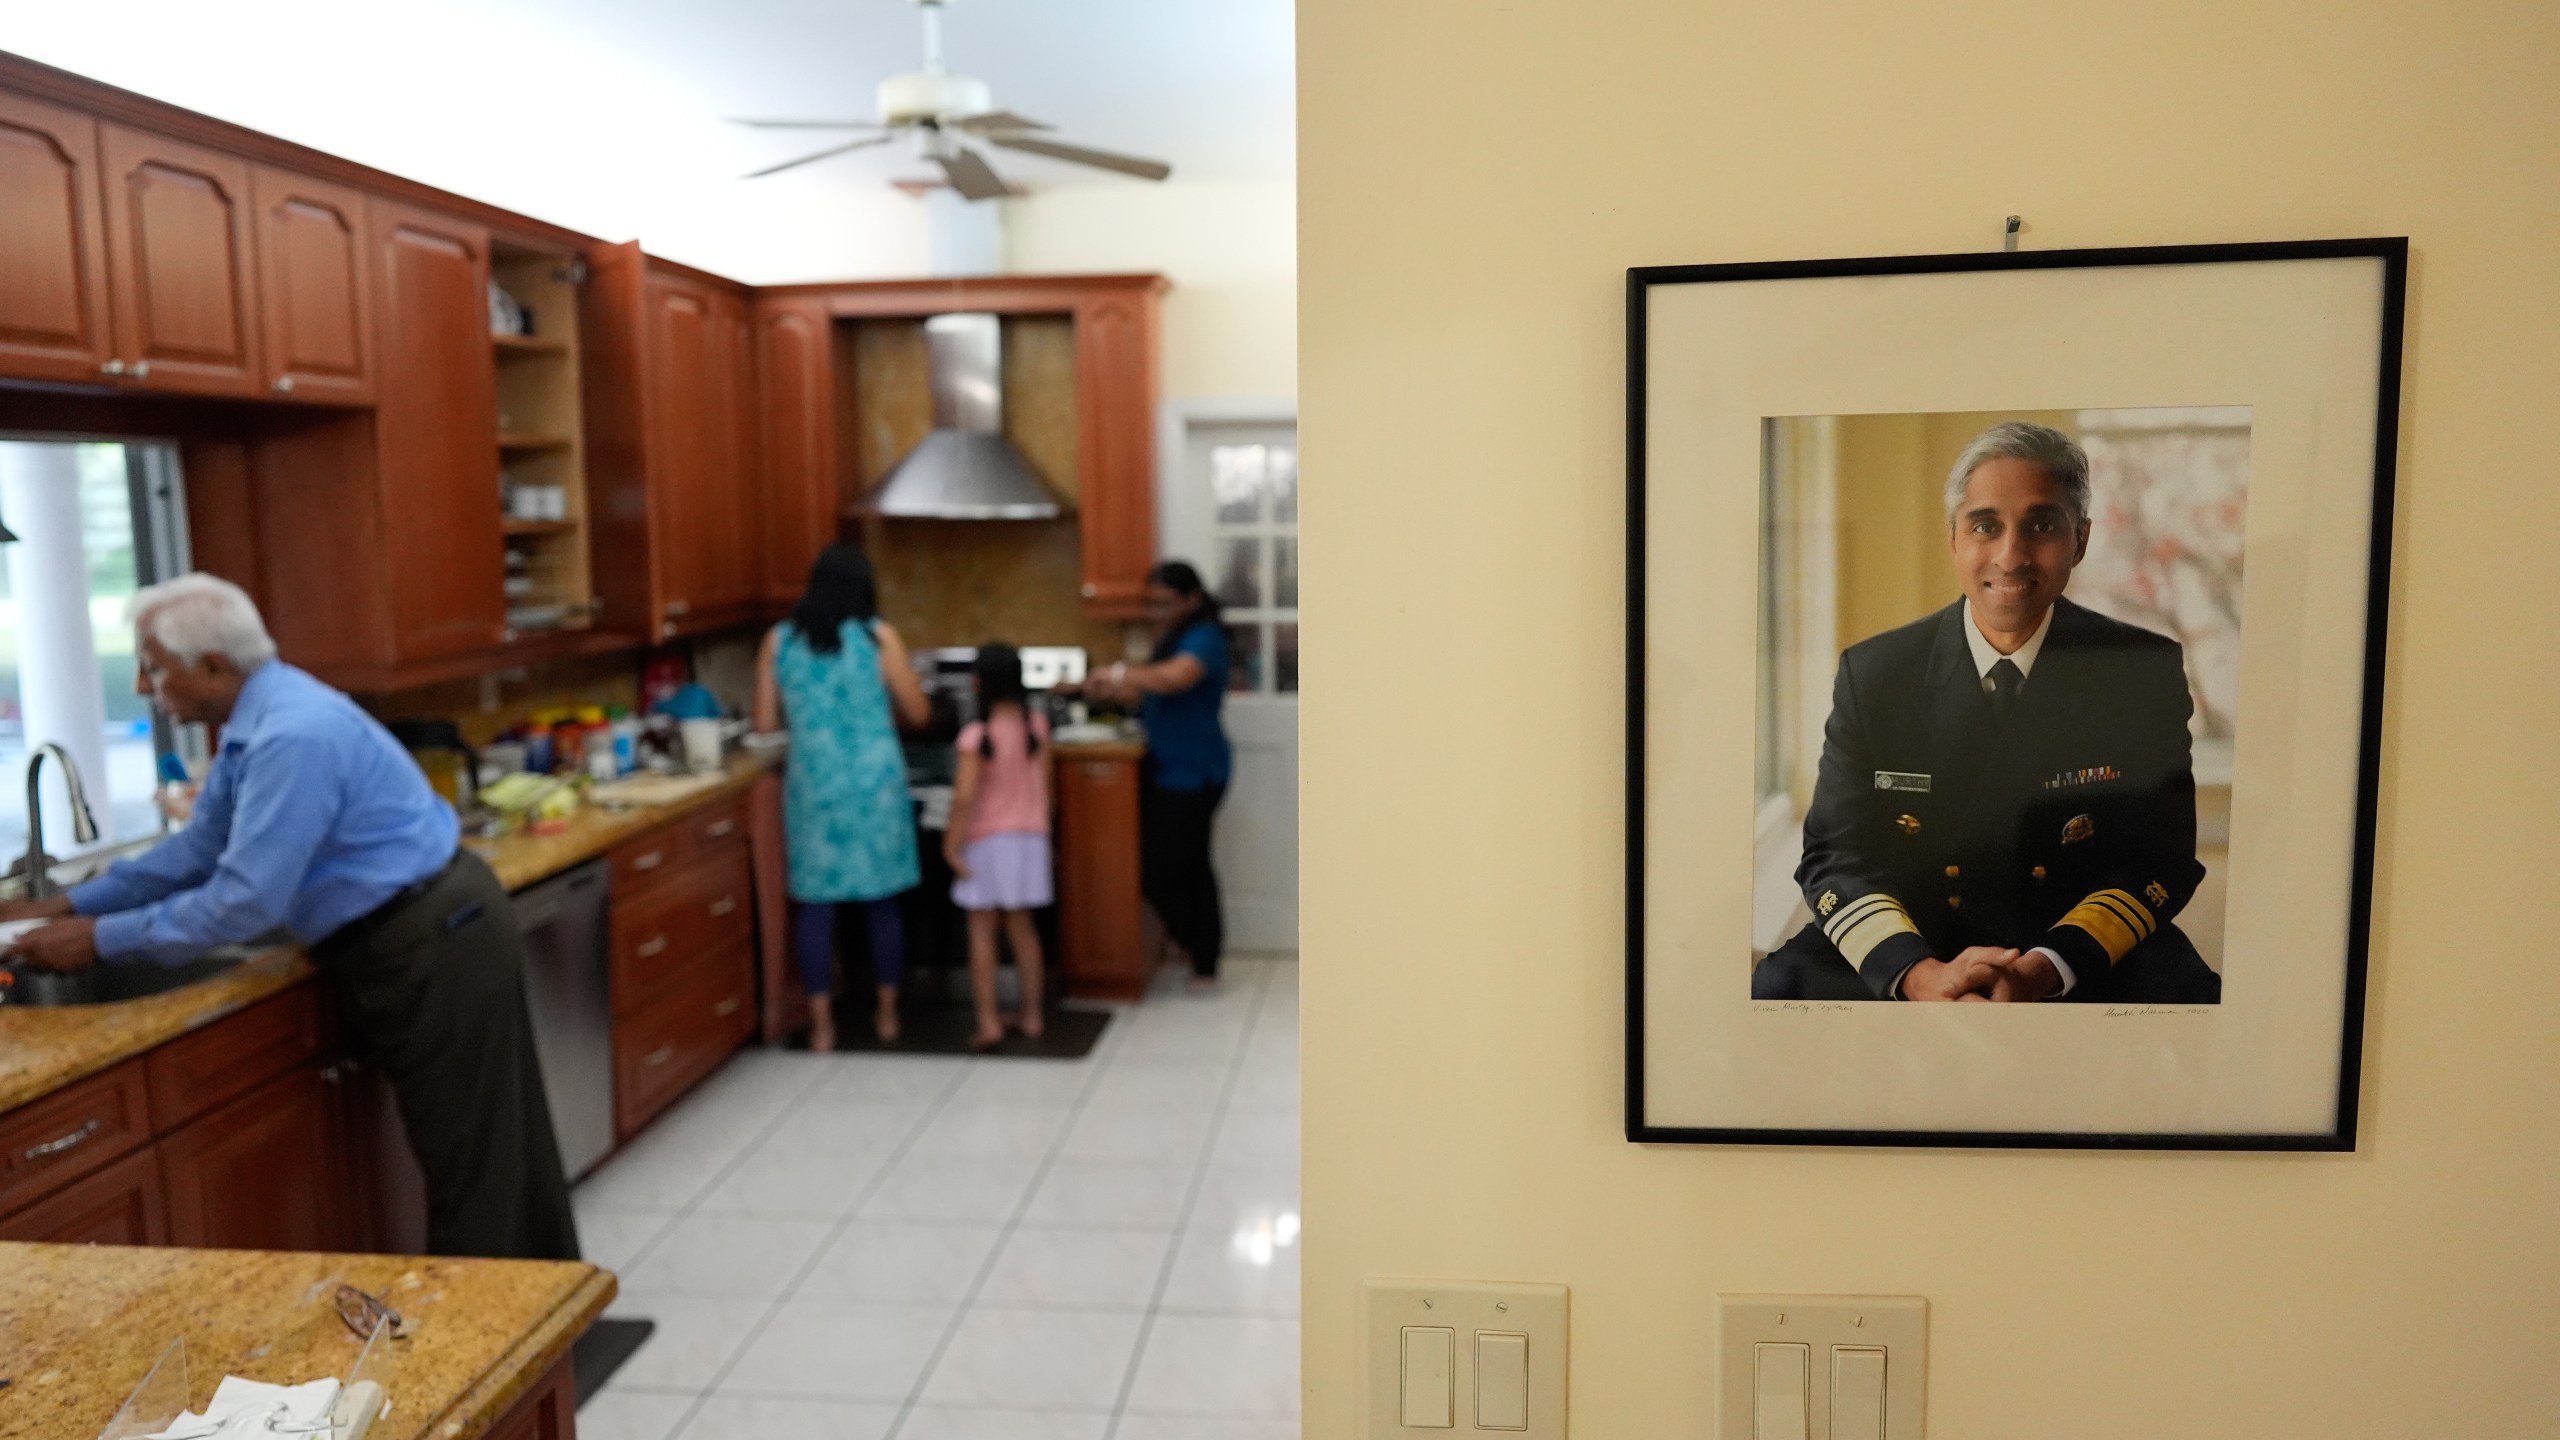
[0,1241,610,1440]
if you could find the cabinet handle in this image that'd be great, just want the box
[1084,763,1115,779]
[129,361,151,380]
[632,850,665,871]
[22,1119,100,1161]
[703,818,736,839]
[1081,583,1099,598]
[273,375,296,394]
[100,359,126,377]
[642,1044,675,1068]
[712,997,741,1018]
[665,599,691,617]
[638,935,670,958]
[318,1063,345,1085]
[708,897,737,918]
[661,621,678,639]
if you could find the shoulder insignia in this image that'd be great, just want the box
[1817,891,1839,916]
[2145,880,2169,907]
[2061,814,2096,845]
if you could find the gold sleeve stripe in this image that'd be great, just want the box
[1823,894,1918,965]
[2061,888,2158,964]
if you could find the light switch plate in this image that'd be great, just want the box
[1716,1294,1925,1440]
[1363,1279,1568,1438]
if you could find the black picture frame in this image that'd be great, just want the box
[1624,238,2405,1150]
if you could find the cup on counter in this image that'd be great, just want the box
[680,718,724,774]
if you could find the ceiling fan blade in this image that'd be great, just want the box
[935,145,1014,201]
[726,118,891,131]
[948,109,1053,135]
[742,134,896,179]
[982,133,1171,182]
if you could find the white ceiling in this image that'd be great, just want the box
[0,0,1293,278]
[513,0,1297,186]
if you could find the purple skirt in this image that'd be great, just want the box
[951,832,1054,911]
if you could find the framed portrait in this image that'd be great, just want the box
[1625,239,2404,1149]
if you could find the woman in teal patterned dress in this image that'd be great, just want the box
[753,545,928,1049]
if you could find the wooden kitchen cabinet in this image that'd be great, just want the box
[97,122,263,397]
[370,198,509,660]
[1055,745,1150,999]
[587,245,764,642]
[0,1058,152,1217]
[1070,289,1162,616]
[755,298,837,605]
[160,1057,352,1252]
[606,795,759,1139]
[0,1146,169,1246]
[251,164,373,403]
[0,89,114,385]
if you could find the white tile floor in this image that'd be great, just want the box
[574,956,1300,1440]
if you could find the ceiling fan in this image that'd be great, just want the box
[730,0,1173,199]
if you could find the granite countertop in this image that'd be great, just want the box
[466,751,777,892]
[0,1242,611,1440]
[0,944,313,1115]
[0,753,775,1118]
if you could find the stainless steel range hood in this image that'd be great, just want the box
[867,313,1063,520]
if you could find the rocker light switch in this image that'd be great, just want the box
[1718,1295,1925,1440]
[1401,1327,1454,1427]
[1475,1330,1530,1430]
[1363,1280,1569,1437]
[1753,1343,1810,1440]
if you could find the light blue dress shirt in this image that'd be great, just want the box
[71,661,459,964]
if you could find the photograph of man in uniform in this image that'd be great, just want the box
[1752,420,2224,1003]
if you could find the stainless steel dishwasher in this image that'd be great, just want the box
[516,860,615,1180]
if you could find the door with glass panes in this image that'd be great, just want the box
[1187,421,1298,952]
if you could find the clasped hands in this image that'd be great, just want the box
[0,894,98,973]
[1899,945,2060,1002]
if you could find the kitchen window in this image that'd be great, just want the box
[1207,437,1299,694]
[0,436,193,863]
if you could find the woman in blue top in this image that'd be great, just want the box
[754,545,928,1049]
[1086,560,1233,988]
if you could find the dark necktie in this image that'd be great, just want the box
[1987,657,2024,723]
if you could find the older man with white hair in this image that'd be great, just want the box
[0,573,578,1259]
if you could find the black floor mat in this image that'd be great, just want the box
[806,1001,1111,1059]
[571,1317,654,1407]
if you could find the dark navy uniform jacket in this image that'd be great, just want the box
[1790,596,2206,999]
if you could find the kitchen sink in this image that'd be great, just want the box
[0,950,257,1008]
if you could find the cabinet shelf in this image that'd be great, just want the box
[492,332,567,356]
[497,432,575,452]
[503,518,580,537]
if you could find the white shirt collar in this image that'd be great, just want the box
[1961,598,2055,684]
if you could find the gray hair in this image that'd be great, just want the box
[1943,421,2091,529]
[132,573,277,671]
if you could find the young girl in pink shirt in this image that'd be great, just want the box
[944,644,1054,1048]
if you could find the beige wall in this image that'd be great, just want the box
[1299,2,2560,1436]
[1005,179,1299,400]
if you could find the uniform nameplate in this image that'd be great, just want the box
[1872,771,1932,793]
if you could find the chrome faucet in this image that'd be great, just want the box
[22,743,100,902]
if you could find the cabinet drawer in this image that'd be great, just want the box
[0,1060,152,1214]
[146,984,326,1132]
[0,1145,168,1246]
[612,844,754,1011]
[608,795,749,902]
[614,944,754,1138]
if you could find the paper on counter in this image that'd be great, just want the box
[143,1375,339,1438]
